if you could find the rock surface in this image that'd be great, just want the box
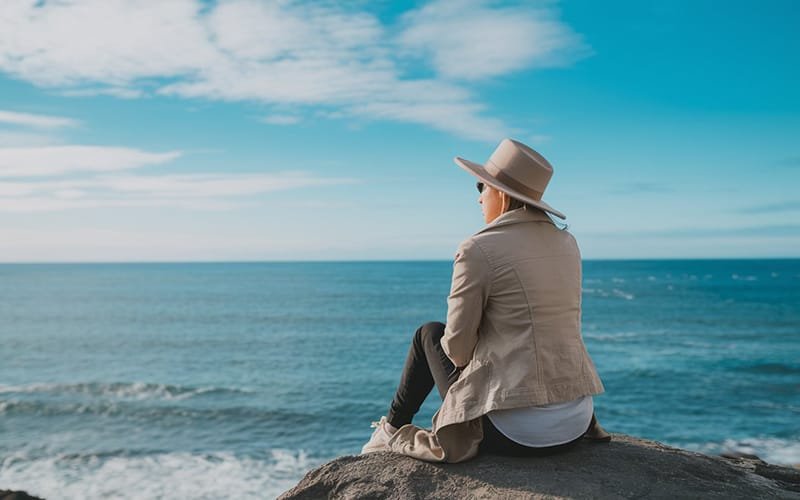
[0,491,45,500]
[279,434,800,499]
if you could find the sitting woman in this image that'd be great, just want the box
[362,138,611,462]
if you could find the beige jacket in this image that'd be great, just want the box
[387,207,605,462]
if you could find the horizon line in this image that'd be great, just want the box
[0,257,799,265]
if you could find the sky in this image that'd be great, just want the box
[0,0,798,262]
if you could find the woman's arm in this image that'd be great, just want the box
[441,238,492,368]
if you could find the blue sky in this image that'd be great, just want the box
[0,0,798,261]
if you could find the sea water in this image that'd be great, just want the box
[1,260,798,498]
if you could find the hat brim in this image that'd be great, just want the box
[454,156,566,220]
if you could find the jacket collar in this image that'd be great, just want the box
[475,207,554,236]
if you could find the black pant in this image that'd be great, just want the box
[387,321,587,457]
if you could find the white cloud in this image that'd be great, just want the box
[0,0,216,86]
[58,86,145,99]
[398,0,590,80]
[86,172,356,197]
[0,109,80,128]
[0,0,586,141]
[0,131,63,147]
[0,171,358,212]
[0,107,356,212]
[0,145,182,177]
[260,114,302,126]
[348,99,506,143]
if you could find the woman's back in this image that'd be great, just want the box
[443,206,599,405]
[361,138,609,463]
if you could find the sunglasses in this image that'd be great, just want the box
[476,181,485,193]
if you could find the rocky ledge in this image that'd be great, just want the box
[279,434,800,499]
[0,491,44,500]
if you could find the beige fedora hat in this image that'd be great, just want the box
[454,138,566,219]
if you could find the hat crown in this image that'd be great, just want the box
[486,139,553,199]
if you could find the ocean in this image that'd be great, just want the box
[1,260,798,499]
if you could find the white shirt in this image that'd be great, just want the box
[487,395,593,447]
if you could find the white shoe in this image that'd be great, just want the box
[360,416,395,454]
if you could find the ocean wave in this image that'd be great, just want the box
[747,400,800,414]
[611,288,635,300]
[0,382,253,401]
[738,362,800,375]
[0,399,316,424]
[685,437,800,467]
[582,288,635,300]
[0,449,319,500]
[584,331,642,342]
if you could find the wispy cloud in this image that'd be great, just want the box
[58,87,145,99]
[608,182,674,195]
[0,105,356,212]
[0,0,586,141]
[740,200,800,214]
[260,114,302,126]
[0,146,181,177]
[398,0,589,80]
[0,131,63,147]
[0,171,358,212]
[0,109,80,128]
[585,224,800,238]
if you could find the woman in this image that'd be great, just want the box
[362,138,611,462]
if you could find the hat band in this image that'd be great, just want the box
[486,160,544,201]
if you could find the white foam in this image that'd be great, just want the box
[582,287,635,300]
[611,288,635,300]
[0,382,250,401]
[0,449,319,500]
[686,437,800,467]
[585,331,641,341]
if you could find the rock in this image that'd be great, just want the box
[279,434,800,499]
[719,451,763,461]
[0,491,45,500]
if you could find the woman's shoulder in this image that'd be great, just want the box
[454,235,490,266]
[457,220,580,268]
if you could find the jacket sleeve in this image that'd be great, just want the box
[442,238,491,368]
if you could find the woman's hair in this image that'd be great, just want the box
[504,195,569,231]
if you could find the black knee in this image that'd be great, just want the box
[414,321,445,350]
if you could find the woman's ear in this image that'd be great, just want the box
[501,192,510,213]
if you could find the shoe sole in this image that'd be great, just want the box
[361,445,390,454]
